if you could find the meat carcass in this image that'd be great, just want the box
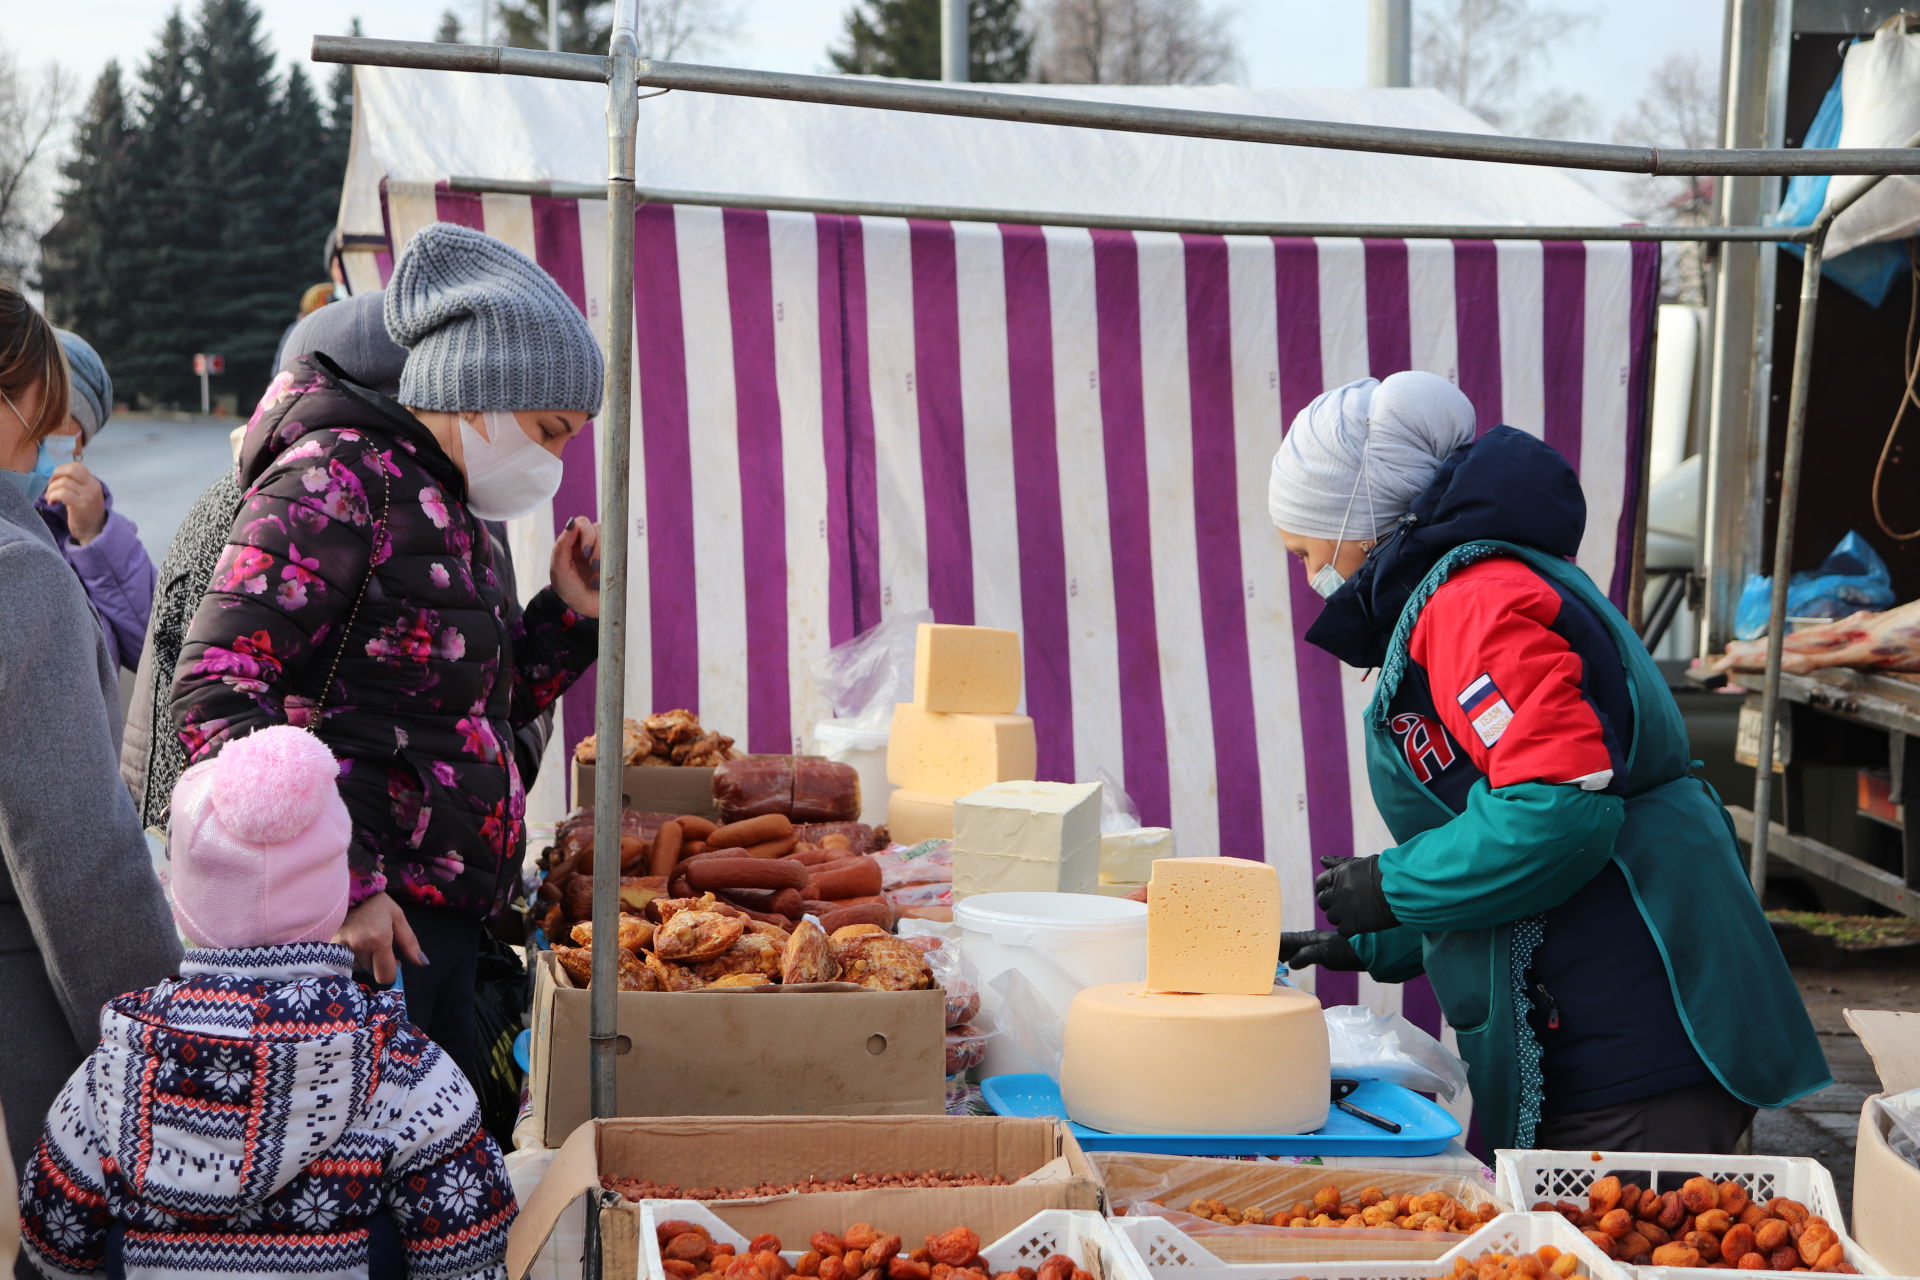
[1713,600,1920,675]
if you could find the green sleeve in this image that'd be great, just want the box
[1377,779,1624,930]
[1349,925,1427,983]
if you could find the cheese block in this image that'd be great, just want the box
[1101,827,1174,885]
[915,623,1023,714]
[1147,856,1282,995]
[1061,981,1330,1135]
[886,703,1036,796]
[885,788,956,844]
[953,780,1101,898]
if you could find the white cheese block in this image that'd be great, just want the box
[1101,827,1174,884]
[1147,856,1282,995]
[1061,981,1330,1135]
[953,780,1102,898]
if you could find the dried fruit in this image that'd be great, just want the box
[668,1234,713,1262]
[1590,1176,1624,1217]
[1680,1178,1721,1215]
[846,1225,880,1252]
[1600,1209,1633,1239]
[1652,1244,1705,1269]
[927,1229,980,1269]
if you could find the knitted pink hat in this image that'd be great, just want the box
[169,727,353,951]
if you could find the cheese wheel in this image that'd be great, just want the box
[1060,981,1330,1135]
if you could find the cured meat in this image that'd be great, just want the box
[712,756,861,823]
[792,757,861,823]
[1712,602,1920,675]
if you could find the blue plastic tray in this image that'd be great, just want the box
[978,1073,1460,1156]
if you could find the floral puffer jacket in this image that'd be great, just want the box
[171,359,596,917]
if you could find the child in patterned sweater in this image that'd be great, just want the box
[18,727,515,1280]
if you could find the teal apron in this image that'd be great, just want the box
[1349,541,1829,1151]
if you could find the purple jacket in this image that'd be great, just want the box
[38,484,157,670]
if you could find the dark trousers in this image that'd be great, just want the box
[1535,1080,1755,1153]
[392,904,482,1074]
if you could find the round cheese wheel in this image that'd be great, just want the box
[1060,981,1330,1135]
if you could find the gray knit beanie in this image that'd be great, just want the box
[280,291,409,397]
[57,330,111,441]
[384,222,603,415]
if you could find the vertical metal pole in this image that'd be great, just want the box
[941,0,968,81]
[1368,0,1411,89]
[200,368,210,415]
[548,0,560,51]
[1747,231,1823,893]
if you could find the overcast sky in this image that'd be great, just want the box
[17,0,1723,141]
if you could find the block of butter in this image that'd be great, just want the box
[1146,856,1282,995]
[1101,827,1174,885]
[886,788,957,845]
[887,703,1036,796]
[915,623,1022,714]
[953,779,1101,898]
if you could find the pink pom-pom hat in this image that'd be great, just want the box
[168,726,352,950]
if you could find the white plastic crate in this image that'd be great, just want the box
[1493,1151,1895,1280]
[1108,1211,1632,1280]
[637,1202,1146,1280]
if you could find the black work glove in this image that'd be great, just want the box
[1314,855,1399,935]
[1280,929,1366,972]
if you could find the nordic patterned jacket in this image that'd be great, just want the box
[18,943,515,1280]
[169,359,597,917]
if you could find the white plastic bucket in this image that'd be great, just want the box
[953,891,1148,1079]
[809,719,893,828]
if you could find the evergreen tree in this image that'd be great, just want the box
[40,63,136,365]
[829,0,1032,82]
[280,66,337,298]
[325,17,361,186]
[498,0,607,53]
[435,9,465,42]
[495,0,737,58]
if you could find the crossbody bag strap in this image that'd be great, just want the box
[313,462,392,717]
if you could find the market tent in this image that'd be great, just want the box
[338,67,1656,1038]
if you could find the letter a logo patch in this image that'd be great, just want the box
[1457,673,1514,748]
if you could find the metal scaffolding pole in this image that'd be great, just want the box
[941,0,968,82]
[311,35,1920,178]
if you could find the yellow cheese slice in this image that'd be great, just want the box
[885,703,1036,796]
[914,623,1023,714]
[885,788,956,844]
[1146,856,1282,995]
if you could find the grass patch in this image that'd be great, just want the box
[1769,910,1920,949]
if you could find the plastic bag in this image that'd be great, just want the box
[928,946,983,1027]
[1098,767,1141,835]
[1325,1005,1468,1102]
[946,1023,991,1077]
[809,610,933,732]
[888,881,954,909]
[1734,531,1895,640]
[873,839,954,888]
[1771,66,1911,307]
[990,967,1066,1077]
[1876,1089,1920,1170]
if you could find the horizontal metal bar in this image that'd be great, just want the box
[1763,668,1920,739]
[1816,129,1920,229]
[443,176,1816,241]
[311,35,607,82]
[1729,805,1920,919]
[317,36,1920,179]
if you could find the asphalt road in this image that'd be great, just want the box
[84,414,237,562]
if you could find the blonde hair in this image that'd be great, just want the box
[299,283,335,317]
[0,283,69,442]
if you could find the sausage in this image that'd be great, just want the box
[682,841,707,858]
[806,858,883,901]
[713,757,795,822]
[791,758,861,823]
[821,899,895,933]
[741,835,799,860]
[801,900,840,917]
[675,815,718,841]
[785,846,840,866]
[647,820,683,879]
[792,822,878,852]
[683,857,811,894]
[717,887,777,910]
[707,814,795,851]
[770,887,805,919]
[669,868,692,899]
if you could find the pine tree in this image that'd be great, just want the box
[436,9,465,41]
[325,17,361,181]
[40,63,136,366]
[497,0,607,53]
[280,66,337,296]
[829,0,1032,82]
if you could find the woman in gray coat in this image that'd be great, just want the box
[0,284,179,1187]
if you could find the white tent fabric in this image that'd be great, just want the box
[1824,22,1920,257]
[339,66,1632,247]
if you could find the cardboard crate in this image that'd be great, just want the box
[1094,1153,1507,1264]
[529,951,946,1147]
[573,759,718,820]
[506,1115,1105,1280]
[1848,1010,1920,1279]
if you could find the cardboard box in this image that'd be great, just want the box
[1847,1008,1920,1275]
[530,952,946,1147]
[573,759,718,819]
[506,1115,1104,1280]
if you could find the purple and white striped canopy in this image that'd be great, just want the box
[374,184,1656,1063]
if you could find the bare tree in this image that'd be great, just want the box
[1414,0,1593,137]
[1614,52,1719,304]
[496,0,739,58]
[0,43,73,283]
[1033,0,1240,85]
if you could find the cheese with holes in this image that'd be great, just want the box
[886,703,1036,795]
[1061,982,1330,1134]
[1101,827,1175,885]
[953,780,1102,898]
[1147,857,1282,995]
[886,788,956,844]
[915,623,1023,714]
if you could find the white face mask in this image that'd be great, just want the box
[1307,442,1385,601]
[457,409,565,521]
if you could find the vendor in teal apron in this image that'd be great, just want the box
[1268,371,1828,1155]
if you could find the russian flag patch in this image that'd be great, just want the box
[1457,673,1515,748]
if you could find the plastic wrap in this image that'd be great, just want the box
[1325,1006,1468,1102]
[809,608,932,732]
[946,1023,991,1076]
[1878,1088,1920,1169]
[1094,1153,1505,1258]
[990,966,1066,1077]
[1098,766,1142,835]
[1734,531,1894,640]
[793,822,880,852]
[874,839,954,887]
[888,881,955,910]
[927,946,982,1027]
[712,756,861,823]
[792,757,861,822]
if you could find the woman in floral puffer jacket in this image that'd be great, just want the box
[172,223,603,1068]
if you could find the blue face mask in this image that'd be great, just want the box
[0,389,49,503]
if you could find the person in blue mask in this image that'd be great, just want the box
[0,281,179,1194]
